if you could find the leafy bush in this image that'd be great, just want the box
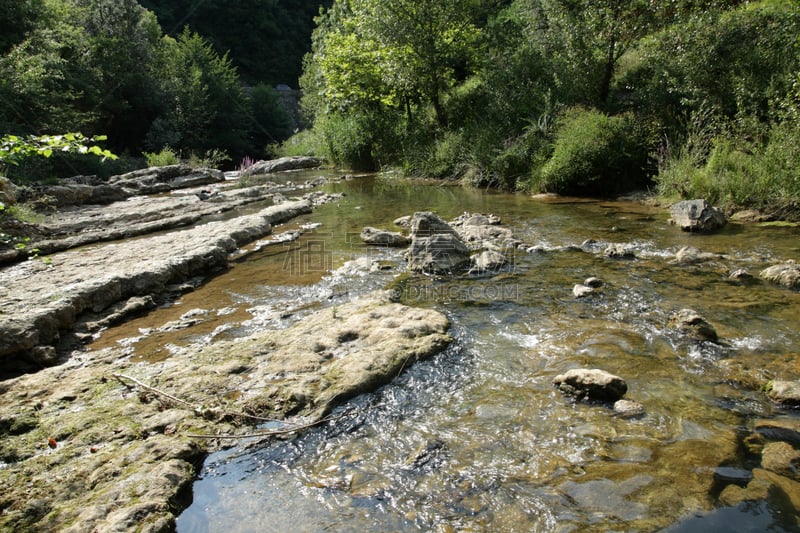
[187,148,230,169]
[629,1,800,131]
[143,147,179,167]
[656,117,800,217]
[532,107,649,195]
[316,108,403,171]
[276,129,325,158]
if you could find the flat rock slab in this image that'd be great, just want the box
[0,200,312,370]
[243,156,324,175]
[0,291,451,532]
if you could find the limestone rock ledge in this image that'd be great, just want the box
[0,291,452,532]
[0,200,312,372]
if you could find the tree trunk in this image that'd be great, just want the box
[599,37,616,108]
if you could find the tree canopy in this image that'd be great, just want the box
[0,0,316,179]
[298,0,800,215]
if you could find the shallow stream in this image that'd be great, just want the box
[96,172,800,531]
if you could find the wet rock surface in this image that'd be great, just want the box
[0,165,460,532]
[668,308,719,343]
[403,211,518,275]
[670,199,727,232]
[760,261,800,289]
[0,291,451,532]
[553,368,628,402]
[360,226,411,247]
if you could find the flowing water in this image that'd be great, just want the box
[97,172,800,531]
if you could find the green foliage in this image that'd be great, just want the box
[630,1,800,128]
[316,110,394,171]
[139,0,331,86]
[277,129,326,158]
[143,147,179,167]
[533,107,649,195]
[147,28,250,159]
[304,0,483,128]
[248,84,294,149]
[656,118,800,216]
[0,133,117,173]
[187,148,230,169]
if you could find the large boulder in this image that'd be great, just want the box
[242,156,323,175]
[553,368,628,402]
[360,226,410,247]
[760,262,800,290]
[409,211,459,238]
[451,212,518,251]
[406,233,471,274]
[670,199,727,232]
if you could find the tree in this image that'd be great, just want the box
[0,0,45,54]
[147,28,251,158]
[139,0,332,86]
[307,0,482,128]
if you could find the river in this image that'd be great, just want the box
[101,171,800,531]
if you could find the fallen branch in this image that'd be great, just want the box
[113,372,200,412]
[112,372,284,424]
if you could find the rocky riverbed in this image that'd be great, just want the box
[3,165,800,532]
[0,161,453,531]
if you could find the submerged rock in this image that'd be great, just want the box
[671,245,724,265]
[760,262,800,290]
[360,226,411,247]
[553,368,628,402]
[603,243,636,259]
[613,399,646,418]
[669,199,727,232]
[668,308,719,343]
[761,441,800,480]
[767,380,800,407]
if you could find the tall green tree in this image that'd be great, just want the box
[148,28,250,157]
[306,0,482,128]
[139,0,332,86]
